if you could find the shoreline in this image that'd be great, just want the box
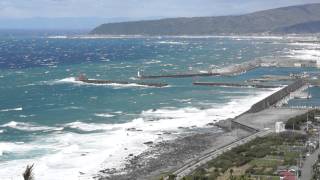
[97,80,310,179]
[97,108,308,180]
[98,126,251,180]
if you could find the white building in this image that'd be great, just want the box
[275,122,285,133]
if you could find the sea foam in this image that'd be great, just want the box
[1,121,62,132]
[0,88,280,180]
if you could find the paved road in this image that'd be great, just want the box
[169,130,273,179]
[301,148,320,180]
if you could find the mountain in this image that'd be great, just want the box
[274,20,320,33]
[91,3,320,35]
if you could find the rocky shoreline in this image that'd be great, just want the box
[97,126,251,180]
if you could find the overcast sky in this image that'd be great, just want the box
[0,0,319,19]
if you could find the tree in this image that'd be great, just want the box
[229,168,234,179]
[23,164,34,180]
[168,174,177,180]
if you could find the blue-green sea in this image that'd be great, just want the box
[0,34,319,180]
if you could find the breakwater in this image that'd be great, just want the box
[193,82,278,89]
[79,79,168,87]
[139,72,221,79]
[247,79,307,113]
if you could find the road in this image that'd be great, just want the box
[301,147,320,180]
[169,130,273,179]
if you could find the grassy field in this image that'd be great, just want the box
[181,132,307,180]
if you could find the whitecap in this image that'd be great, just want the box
[63,106,83,110]
[156,41,188,45]
[94,113,115,118]
[47,35,68,39]
[287,49,320,61]
[0,107,22,112]
[143,60,162,64]
[0,121,62,132]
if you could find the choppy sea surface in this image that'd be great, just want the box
[0,34,319,180]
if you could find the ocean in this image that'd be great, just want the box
[0,34,319,179]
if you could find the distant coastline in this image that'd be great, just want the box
[90,3,320,35]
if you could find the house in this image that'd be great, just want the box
[277,166,287,173]
[275,122,285,133]
[279,171,296,180]
[288,166,300,177]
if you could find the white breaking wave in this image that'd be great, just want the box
[0,142,33,156]
[143,60,162,64]
[0,121,63,132]
[47,36,68,39]
[94,113,115,118]
[156,41,188,45]
[286,40,320,63]
[0,87,280,180]
[0,107,22,112]
[288,49,320,61]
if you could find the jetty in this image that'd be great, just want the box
[247,79,307,113]
[139,72,221,79]
[76,75,168,88]
[193,82,279,88]
[139,58,319,80]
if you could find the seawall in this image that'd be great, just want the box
[193,82,279,88]
[247,79,307,113]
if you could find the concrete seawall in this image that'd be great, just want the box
[193,82,279,89]
[247,79,307,113]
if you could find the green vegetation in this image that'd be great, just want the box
[285,110,320,130]
[183,132,306,180]
[91,4,320,35]
[312,154,320,180]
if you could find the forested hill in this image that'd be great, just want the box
[91,3,320,35]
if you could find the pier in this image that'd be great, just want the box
[139,58,319,80]
[139,72,221,79]
[78,78,168,88]
[193,82,279,88]
[247,79,307,113]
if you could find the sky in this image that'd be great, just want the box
[0,0,319,19]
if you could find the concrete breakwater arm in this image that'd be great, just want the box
[139,72,221,79]
[138,60,262,79]
[79,79,168,87]
[193,82,279,89]
[247,79,307,113]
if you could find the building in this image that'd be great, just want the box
[280,171,296,180]
[276,122,285,133]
